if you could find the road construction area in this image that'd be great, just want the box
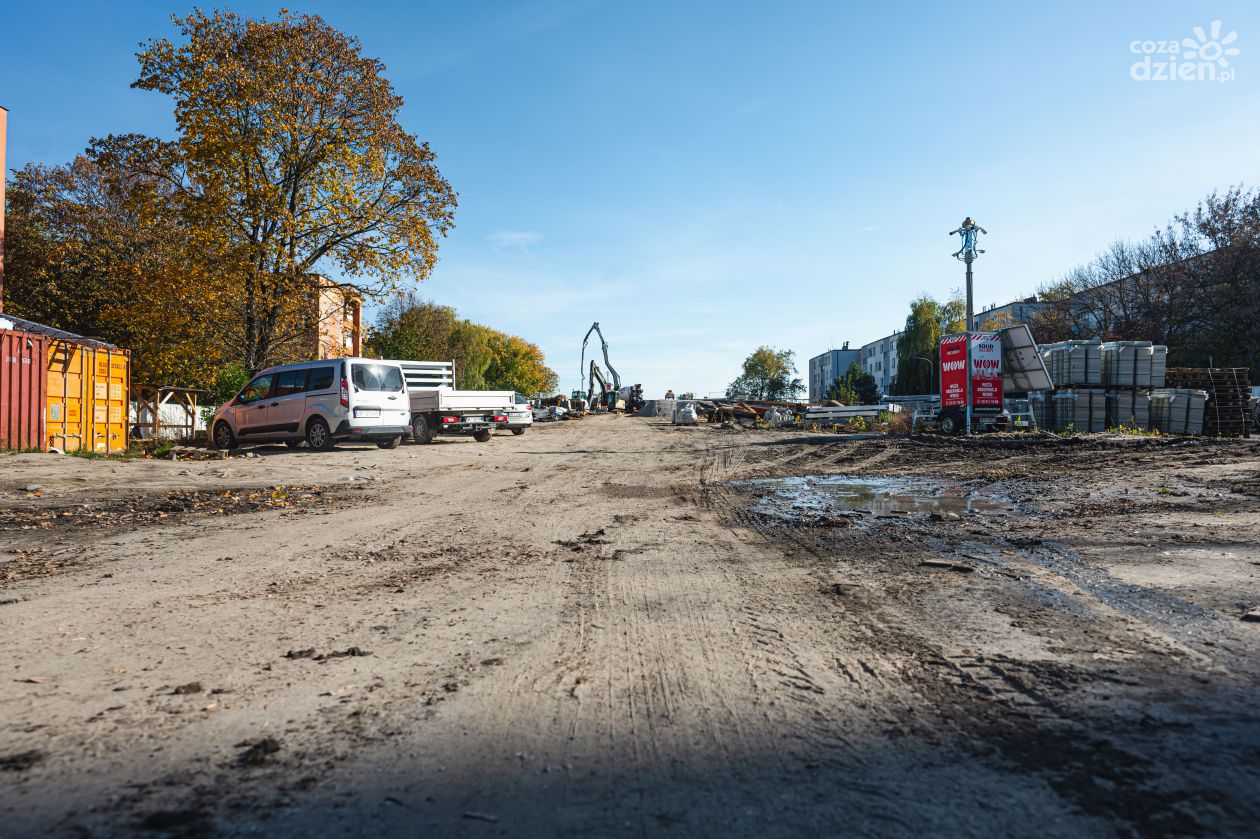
[2,417,1259,836]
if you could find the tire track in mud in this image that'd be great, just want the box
[700,430,1260,835]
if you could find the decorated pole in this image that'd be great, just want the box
[949,218,987,434]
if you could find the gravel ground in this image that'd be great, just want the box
[1,417,1258,836]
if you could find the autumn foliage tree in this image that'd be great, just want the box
[4,155,228,385]
[100,9,457,370]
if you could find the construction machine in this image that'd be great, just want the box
[587,361,624,411]
[581,322,623,411]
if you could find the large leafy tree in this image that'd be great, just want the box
[726,346,803,401]
[893,293,963,395]
[366,294,557,393]
[366,294,490,389]
[101,9,457,370]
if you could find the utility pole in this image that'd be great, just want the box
[949,217,987,435]
[0,105,8,315]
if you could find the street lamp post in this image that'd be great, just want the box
[949,218,988,434]
[912,356,935,395]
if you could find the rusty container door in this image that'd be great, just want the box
[0,329,49,450]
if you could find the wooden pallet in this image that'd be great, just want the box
[1164,368,1251,437]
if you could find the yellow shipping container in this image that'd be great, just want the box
[46,342,131,453]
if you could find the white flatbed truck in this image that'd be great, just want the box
[386,360,514,444]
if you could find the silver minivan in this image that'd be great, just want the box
[211,358,410,451]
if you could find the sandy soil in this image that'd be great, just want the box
[1,416,1258,837]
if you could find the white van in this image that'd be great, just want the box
[210,358,410,451]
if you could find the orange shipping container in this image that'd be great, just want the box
[46,341,131,453]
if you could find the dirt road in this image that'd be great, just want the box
[2,416,1259,836]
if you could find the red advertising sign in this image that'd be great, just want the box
[939,334,968,407]
[969,332,1002,408]
[939,332,1003,409]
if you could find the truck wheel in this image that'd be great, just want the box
[376,435,402,450]
[511,428,525,436]
[212,421,237,451]
[937,411,963,436]
[474,429,492,443]
[306,417,335,451]
[412,415,434,444]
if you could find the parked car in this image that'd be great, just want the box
[211,358,410,451]
[500,393,534,435]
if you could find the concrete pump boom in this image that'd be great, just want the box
[580,322,621,393]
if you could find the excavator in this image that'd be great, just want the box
[580,322,643,412]
[587,361,617,411]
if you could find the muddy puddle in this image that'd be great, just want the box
[736,475,1010,520]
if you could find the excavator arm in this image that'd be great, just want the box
[588,361,610,406]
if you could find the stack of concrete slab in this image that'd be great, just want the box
[1151,345,1168,388]
[1150,389,1208,435]
[1052,388,1106,432]
[1102,342,1153,387]
[1040,340,1103,387]
[1029,391,1051,430]
[1105,390,1151,429]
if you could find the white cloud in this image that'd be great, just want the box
[486,230,541,249]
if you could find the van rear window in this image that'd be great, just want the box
[308,366,336,392]
[351,363,404,392]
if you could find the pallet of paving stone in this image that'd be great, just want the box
[1164,368,1251,437]
[1150,389,1208,435]
[1105,390,1150,430]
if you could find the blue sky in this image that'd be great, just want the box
[4,2,1259,396]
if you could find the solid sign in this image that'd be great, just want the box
[939,332,1003,409]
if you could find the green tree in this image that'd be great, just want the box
[365,294,490,389]
[825,378,859,404]
[726,346,803,401]
[484,333,559,396]
[893,293,965,395]
[830,361,879,404]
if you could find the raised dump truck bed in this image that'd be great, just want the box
[385,359,514,443]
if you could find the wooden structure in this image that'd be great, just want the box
[131,384,206,443]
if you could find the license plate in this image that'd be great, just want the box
[354,407,380,417]
[465,416,484,423]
